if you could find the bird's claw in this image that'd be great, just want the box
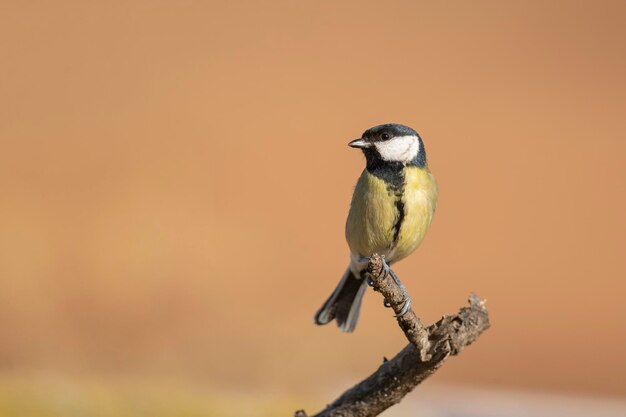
[383,295,411,316]
[388,268,412,317]
[394,298,411,317]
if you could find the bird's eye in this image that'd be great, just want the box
[381,133,390,140]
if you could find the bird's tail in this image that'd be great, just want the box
[314,267,368,333]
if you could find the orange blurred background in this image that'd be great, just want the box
[1,0,625,412]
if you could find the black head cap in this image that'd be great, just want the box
[361,123,419,142]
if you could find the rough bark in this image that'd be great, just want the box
[295,254,490,417]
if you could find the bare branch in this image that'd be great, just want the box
[296,254,490,417]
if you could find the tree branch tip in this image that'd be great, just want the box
[366,253,384,276]
[468,293,487,310]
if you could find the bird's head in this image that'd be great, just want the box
[348,123,426,167]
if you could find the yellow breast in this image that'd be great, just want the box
[345,166,438,263]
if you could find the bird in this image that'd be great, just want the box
[314,123,438,332]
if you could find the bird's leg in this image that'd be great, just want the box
[388,268,411,317]
[357,257,377,287]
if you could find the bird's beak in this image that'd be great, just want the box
[348,138,371,149]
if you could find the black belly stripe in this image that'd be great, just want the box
[392,198,405,245]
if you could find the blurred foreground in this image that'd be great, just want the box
[1,375,625,417]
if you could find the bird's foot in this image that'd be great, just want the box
[395,297,411,317]
[382,295,411,316]
[388,269,412,317]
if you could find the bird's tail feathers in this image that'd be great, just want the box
[314,267,368,333]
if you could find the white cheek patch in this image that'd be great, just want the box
[374,135,420,162]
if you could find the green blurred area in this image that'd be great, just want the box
[0,376,299,417]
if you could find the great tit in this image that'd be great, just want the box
[314,123,438,332]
